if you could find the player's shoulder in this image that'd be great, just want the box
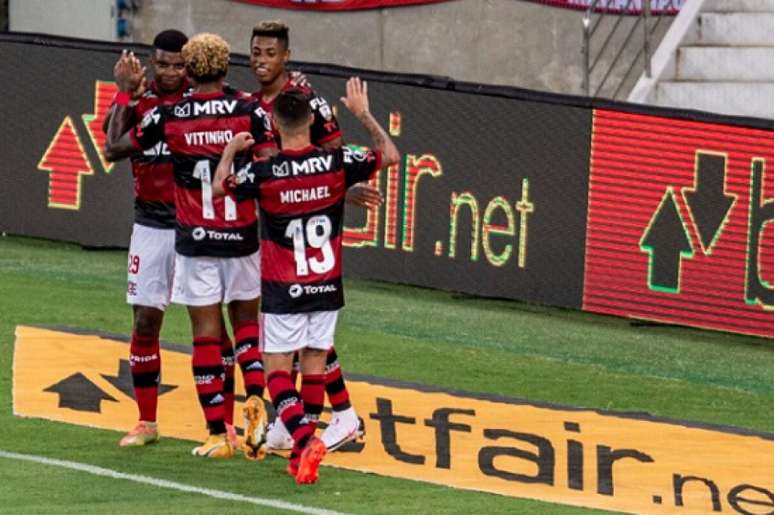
[223,83,252,100]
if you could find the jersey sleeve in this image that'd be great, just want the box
[342,146,383,187]
[309,93,342,146]
[250,104,277,156]
[130,105,165,151]
[223,159,266,201]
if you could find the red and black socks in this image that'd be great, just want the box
[325,347,352,412]
[234,320,265,398]
[220,329,235,426]
[129,333,160,422]
[192,336,226,435]
[268,370,315,463]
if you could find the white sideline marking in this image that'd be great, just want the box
[0,450,348,515]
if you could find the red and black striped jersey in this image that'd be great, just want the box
[125,80,188,229]
[252,80,341,148]
[130,89,276,257]
[224,145,382,313]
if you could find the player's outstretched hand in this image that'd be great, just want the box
[114,50,146,98]
[340,77,369,118]
[346,183,384,208]
[226,132,255,154]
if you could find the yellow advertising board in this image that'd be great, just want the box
[13,326,774,514]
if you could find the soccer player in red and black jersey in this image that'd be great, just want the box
[250,20,380,452]
[106,33,276,459]
[103,30,189,447]
[212,79,399,483]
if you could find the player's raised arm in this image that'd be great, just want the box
[213,132,255,197]
[340,77,399,168]
[104,51,147,162]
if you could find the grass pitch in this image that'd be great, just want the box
[0,235,772,514]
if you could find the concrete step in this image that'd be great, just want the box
[654,82,774,119]
[676,46,774,81]
[697,13,774,45]
[702,0,774,12]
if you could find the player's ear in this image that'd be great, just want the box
[284,47,290,63]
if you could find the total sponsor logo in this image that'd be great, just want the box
[191,227,244,242]
[288,283,338,298]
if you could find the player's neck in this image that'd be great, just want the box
[193,81,222,95]
[281,133,312,151]
[260,72,289,102]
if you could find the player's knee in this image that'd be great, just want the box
[133,307,164,337]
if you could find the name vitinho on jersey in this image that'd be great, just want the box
[280,185,330,204]
[184,130,234,146]
[272,155,333,177]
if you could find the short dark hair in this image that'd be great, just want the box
[251,20,289,48]
[153,29,188,53]
[274,89,311,132]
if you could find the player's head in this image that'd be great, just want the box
[181,33,230,86]
[150,29,188,93]
[274,89,313,138]
[250,20,290,86]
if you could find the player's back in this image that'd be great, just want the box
[140,90,274,257]
[249,146,352,313]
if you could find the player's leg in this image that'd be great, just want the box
[172,253,233,458]
[294,311,339,484]
[222,251,266,459]
[263,312,325,484]
[320,346,365,451]
[120,224,175,447]
[219,315,238,448]
[265,351,297,453]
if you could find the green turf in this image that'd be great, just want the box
[0,234,772,514]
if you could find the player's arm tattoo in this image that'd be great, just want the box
[356,111,400,168]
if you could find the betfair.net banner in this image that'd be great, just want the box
[233,0,452,10]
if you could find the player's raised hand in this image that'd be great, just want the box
[289,70,311,89]
[226,132,255,154]
[127,52,147,99]
[340,77,369,118]
[114,50,147,98]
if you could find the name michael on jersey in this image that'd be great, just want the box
[280,185,331,204]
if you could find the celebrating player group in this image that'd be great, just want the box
[104,22,399,485]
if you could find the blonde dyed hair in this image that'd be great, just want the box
[253,20,289,33]
[182,33,230,81]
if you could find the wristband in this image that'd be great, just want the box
[114,91,132,106]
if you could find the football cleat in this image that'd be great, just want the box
[295,437,327,485]
[266,420,294,451]
[191,433,234,458]
[321,409,365,451]
[242,395,268,460]
[226,423,241,450]
[119,421,159,447]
